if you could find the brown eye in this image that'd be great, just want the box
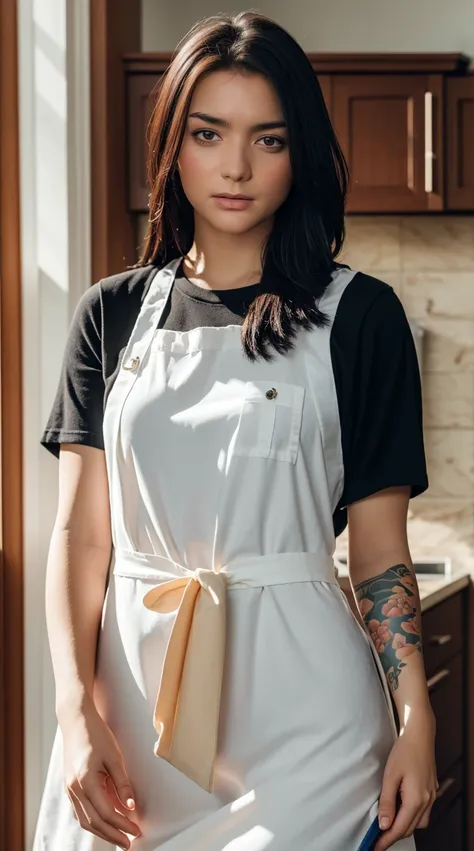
[258,136,286,150]
[192,129,219,143]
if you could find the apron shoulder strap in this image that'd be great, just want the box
[101,258,182,385]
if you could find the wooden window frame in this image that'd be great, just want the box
[0,1,24,849]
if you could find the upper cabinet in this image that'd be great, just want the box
[124,53,472,215]
[127,72,161,211]
[446,76,474,210]
[316,75,332,114]
[331,74,443,213]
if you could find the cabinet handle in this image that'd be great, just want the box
[435,776,456,800]
[428,633,452,647]
[427,667,450,692]
[424,91,434,194]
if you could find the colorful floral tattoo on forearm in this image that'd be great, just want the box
[353,564,422,692]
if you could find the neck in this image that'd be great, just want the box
[182,213,273,291]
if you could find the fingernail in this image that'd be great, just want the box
[126,798,135,809]
[380,816,390,829]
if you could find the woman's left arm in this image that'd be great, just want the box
[348,484,438,851]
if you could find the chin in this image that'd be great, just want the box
[207,215,262,234]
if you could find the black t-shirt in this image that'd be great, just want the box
[41,260,429,536]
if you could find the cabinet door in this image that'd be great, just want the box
[422,590,463,678]
[415,795,464,851]
[127,73,162,211]
[447,76,474,210]
[332,74,444,212]
[428,652,464,780]
[317,75,332,114]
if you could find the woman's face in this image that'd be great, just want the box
[177,69,292,235]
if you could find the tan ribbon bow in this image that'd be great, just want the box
[142,568,228,792]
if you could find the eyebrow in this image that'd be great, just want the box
[188,111,287,132]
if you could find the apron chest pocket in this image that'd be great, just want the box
[233,381,305,464]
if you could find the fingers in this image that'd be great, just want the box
[415,799,435,831]
[68,787,131,849]
[404,791,436,835]
[377,773,400,833]
[105,756,137,811]
[375,789,436,851]
[68,771,141,848]
[105,773,135,817]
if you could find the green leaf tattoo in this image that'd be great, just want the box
[353,564,422,693]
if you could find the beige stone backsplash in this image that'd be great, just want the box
[338,215,474,577]
[342,216,402,271]
[400,217,474,271]
[406,499,474,574]
[421,318,474,372]
[401,272,474,320]
[424,430,474,498]
[422,374,474,429]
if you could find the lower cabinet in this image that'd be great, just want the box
[415,794,464,851]
[419,591,468,849]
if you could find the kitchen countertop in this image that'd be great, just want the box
[336,570,471,612]
[414,572,470,612]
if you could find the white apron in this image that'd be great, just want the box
[33,258,416,851]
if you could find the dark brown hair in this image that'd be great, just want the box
[138,11,349,361]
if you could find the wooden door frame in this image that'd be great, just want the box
[0,1,144,847]
[0,3,141,848]
[89,0,141,281]
[0,0,25,849]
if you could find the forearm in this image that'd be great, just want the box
[45,527,111,724]
[351,554,433,731]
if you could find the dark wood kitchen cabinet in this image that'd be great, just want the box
[317,75,332,113]
[446,75,474,210]
[127,72,161,211]
[124,52,470,214]
[331,74,444,213]
[414,589,468,851]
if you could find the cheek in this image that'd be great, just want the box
[262,155,292,203]
[178,141,213,188]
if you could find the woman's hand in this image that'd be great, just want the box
[60,696,142,850]
[374,709,438,851]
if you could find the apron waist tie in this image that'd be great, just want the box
[112,548,339,792]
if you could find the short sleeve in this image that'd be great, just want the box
[339,287,428,507]
[40,283,105,458]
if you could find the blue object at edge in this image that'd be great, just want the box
[357,813,383,851]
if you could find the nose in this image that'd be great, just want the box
[220,140,252,183]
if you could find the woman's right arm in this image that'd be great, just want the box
[45,443,141,849]
[47,444,112,720]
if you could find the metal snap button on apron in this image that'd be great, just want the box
[265,387,278,400]
[123,356,140,372]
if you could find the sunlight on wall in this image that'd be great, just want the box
[34,0,68,291]
[20,1,90,847]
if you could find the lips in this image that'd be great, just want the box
[213,194,253,200]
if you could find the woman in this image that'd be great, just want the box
[34,11,437,851]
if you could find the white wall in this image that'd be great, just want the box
[18,0,91,845]
[142,0,474,54]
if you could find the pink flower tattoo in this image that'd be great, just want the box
[354,564,422,692]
